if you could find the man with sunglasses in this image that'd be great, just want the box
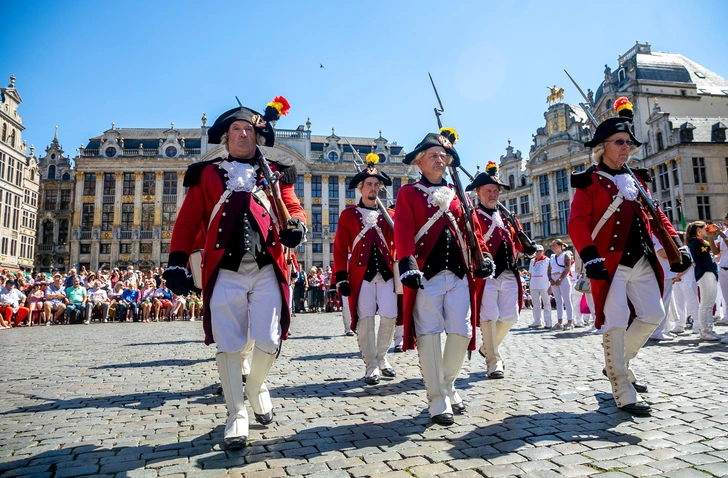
[569,97,691,416]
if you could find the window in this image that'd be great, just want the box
[312,243,323,253]
[83,173,96,196]
[20,236,26,259]
[393,177,401,200]
[165,146,177,158]
[10,239,16,256]
[295,175,304,197]
[105,147,117,158]
[142,172,156,196]
[327,151,339,162]
[539,175,550,196]
[522,222,532,239]
[328,176,338,199]
[509,175,515,190]
[44,190,58,210]
[521,176,527,187]
[557,200,570,235]
[0,237,6,254]
[651,174,658,193]
[1,124,5,142]
[329,206,339,233]
[658,164,669,190]
[672,161,680,187]
[162,203,177,231]
[120,243,132,254]
[100,243,111,255]
[101,204,114,231]
[81,204,94,231]
[508,198,518,215]
[42,219,54,245]
[663,200,673,222]
[541,204,552,237]
[311,175,322,198]
[161,242,170,254]
[0,153,4,178]
[60,189,71,210]
[80,243,91,254]
[58,219,68,245]
[7,156,14,182]
[163,172,177,196]
[140,243,153,254]
[141,203,154,231]
[121,204,134,231]
[693,157,707,183]
[520,195,530,215]
[311,204,322,234]
[697,196,711,220]
[48,165,56,179]
[12,196,19,229]
[555,170,568,193]
[123,172,135,196]
[345,178,355,199]
[103,173,115,195]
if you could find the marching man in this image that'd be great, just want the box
[333,153,398,385]
[394,128,492,425]
[164,96,306,449]
[467,162,536,379]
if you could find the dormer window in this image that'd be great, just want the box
[378,153,386,164]
[105,147,117,158]
[656,131,664,151]
[48,165,56,179]
[713,122,727,142]
[680,123,695,143]
[165,146,178,158]
[327,151,339,162]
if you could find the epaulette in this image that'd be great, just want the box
[632,167,652,183]
[570,165,597,189]
[183,158,222,187]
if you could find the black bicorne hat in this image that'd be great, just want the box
[465,161,509,191]
[207,96,290,147]
[348,153,392,189]
[403,128,461,167]
[584,96,642,148]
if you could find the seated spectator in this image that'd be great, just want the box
[64,268,78,288]
[124,267,138,289]
[0,276,29,327]
[86,280,110,323]
[107,282,126,322]
[120,283,140,322]
[153,280,173,321]
[171,293,187,320]
[27,282,47,326]
[44,274,67,324]
[187,291,202,321]
[139,280,156,323]
[65,276,88,324]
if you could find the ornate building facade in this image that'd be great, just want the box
[499,42,728,258]
[66,117,415,273]
[0,75,39,273]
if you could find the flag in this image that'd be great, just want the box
[677,202,687,231]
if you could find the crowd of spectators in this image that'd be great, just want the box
[0,265,202,328]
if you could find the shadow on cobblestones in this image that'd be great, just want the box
[124,340,201,347]
[91,358,214,369]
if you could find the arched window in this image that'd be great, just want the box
[9,130,15,147]
[48,165,56,179]
[521,176,527,187]
[62,172,71,181]
[58,219,69,245]
[509,174,515,190]
[606,99,613,110]
[657,131,664,151]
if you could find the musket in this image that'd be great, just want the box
[563,70,682,265]
[428,73,487,275]
[343,137,394,229]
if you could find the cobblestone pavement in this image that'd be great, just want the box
[1,310,727,478]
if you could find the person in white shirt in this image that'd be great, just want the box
[527,245,552,328]
[85,280,110,324]
[547,239,573,329]
[650,235,677,340]
[711,214,728,326]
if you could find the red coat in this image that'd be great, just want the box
[473,206,524,319]
[332,205,395,330]
[170,158,305,345]
[568,165,675,329]
[393,181,487,351]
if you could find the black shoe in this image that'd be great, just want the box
[345,330,355,336]
[431,413,454,425]
[602,369,647,392]
[380,367,396,378]
[215,385,223,395]
[488,371,505,379]
[452,402,466,414]
[619,402,651,416]
[224,436,247,450]
[364,375,380,385]
[254,410,274,425]
[393,344,403,353]
[242,374,247,384]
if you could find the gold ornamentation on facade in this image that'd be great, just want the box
[142,254,151,261]
[115,172,124,180]
[304,174,312,181]
[96,172,103,179]
[547,85,564,104]
[75,172,84,180]
[135,172,143,179]
[674,156,681,164]
[83,196,95,203]
[298,197,304,203]
[698,185,707,192]
[121,254,131,261]
[156,171,164,179]
[142,195,155,203]
[321,174,329,182]
[122,196,134,203]
[311,198,322,205]
[162,231,173,238]
[101,232,113,239]
[346,198,356,205]
[402,177,409,184]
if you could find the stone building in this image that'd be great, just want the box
[35,128,76,273]
[68,116,415,273]
[0,75,39,273]
[499,42,728,258]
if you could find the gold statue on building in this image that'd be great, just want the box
[547,85,564,104]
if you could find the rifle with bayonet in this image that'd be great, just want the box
[563,70,681,265]
[428,73,487,275]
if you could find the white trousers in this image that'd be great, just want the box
[602,256,665,332]
[651,280,674,337]
[531,288,552,326]
[357,273,398,320]
[413,270,472,338]
[570,290,595,326]
[479,270,519,323]
[673,276,699,328]
[719,267,728,318]
[698,273,718,331]
[550,275,573,322]
[210,262,282,354]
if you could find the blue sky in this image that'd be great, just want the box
[3,0,727,175]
